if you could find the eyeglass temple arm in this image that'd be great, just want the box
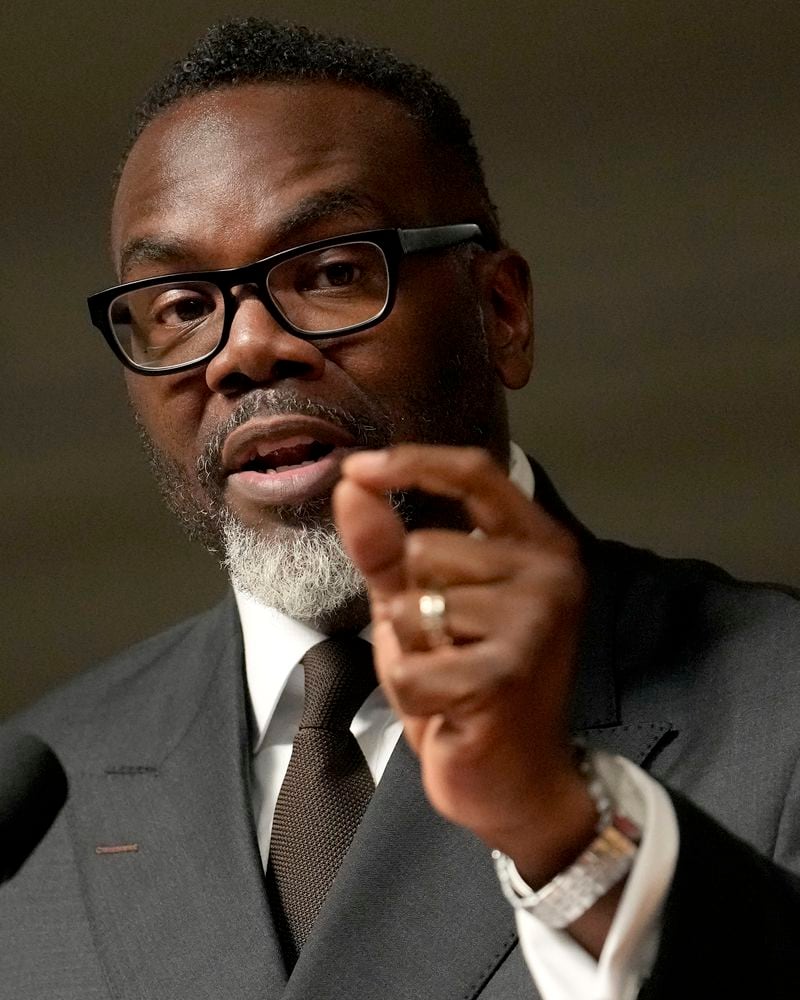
[399,223,483,255]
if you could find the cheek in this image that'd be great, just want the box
[322,299,487,443]
[322,323,439,409]
[125,375,209,466]
[328,262,478,383]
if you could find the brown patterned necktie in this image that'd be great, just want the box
[266,636,377,969]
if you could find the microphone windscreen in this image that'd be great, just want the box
[0,729,68,884]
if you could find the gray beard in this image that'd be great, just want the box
[133,389,396,626]
[219,510,367,622]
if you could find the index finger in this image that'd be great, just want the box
[340,444,556,541]
[332,476,408,606]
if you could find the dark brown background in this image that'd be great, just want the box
[2,1,798,717]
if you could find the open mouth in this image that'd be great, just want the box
[238,439,336,475]
[221,416,360,509]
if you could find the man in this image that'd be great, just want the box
[2,17,800,999]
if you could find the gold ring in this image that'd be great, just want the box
[418,591,452,647]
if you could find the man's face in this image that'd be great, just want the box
[112,82,530,566]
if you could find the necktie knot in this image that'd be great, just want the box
[300,636,377,731]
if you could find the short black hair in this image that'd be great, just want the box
[120,18,500,242]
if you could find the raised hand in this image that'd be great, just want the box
[333,444,599,890]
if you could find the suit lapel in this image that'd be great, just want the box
[570,534,677,765]
[283,737,520,1000]
[534,457,681,768]
[65,598,286,1000]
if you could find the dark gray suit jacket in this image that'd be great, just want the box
[4,470,800,998]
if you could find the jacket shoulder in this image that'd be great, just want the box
[9,596,240,747]
[596,534,800,623]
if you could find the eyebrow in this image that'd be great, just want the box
[118,235,198,279]
[270,189,388,244]
[117,188,391,279]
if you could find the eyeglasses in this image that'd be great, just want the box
[87,223,484,376]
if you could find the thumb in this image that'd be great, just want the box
[332,477,407,611]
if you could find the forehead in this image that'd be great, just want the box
[112,82,466,276]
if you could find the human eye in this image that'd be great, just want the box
[266,242,388,333]
[316,260,358,288]
[148,286,217,328]
[292,245,380,295]
[110,281,220,364]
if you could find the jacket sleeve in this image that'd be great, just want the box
[638,789,800,998]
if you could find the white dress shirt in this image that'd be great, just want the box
[237,441,678,1000]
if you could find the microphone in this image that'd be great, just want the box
[0,729,68,885]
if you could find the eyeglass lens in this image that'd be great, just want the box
[107,241,391,369]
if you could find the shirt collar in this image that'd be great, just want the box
[236,441,534,750]
[508,439,535,499]
[237,594,325,752]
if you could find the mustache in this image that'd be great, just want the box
[196,388,393,490]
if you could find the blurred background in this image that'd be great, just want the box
[2,1,798,717]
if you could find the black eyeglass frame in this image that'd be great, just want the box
[87,223,485,376]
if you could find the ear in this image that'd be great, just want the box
[476,249,534,390]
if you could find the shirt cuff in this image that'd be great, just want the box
[508,754,679,1000]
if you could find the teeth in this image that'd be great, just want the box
[254,437,316,459]
[259,459,320,475]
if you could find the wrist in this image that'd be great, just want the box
[493,748,642,930]
[510,772,599,888]
[488,757,598,888]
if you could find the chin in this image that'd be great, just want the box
[220,507,365,623]
[233,493,335,533]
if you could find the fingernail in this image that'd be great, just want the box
[343,449,390,473]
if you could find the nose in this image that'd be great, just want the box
[204,288,326,396]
